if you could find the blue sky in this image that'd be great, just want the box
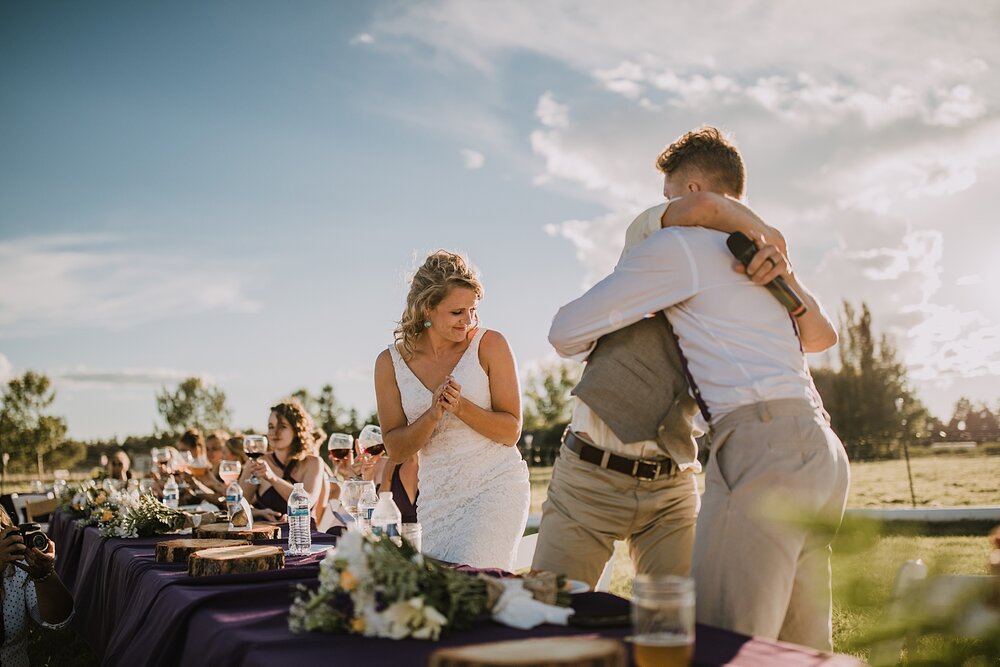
[2,1,998,439]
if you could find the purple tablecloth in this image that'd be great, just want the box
[48,508,864,667]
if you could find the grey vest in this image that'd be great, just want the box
[571,313,699,464]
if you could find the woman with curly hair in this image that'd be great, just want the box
[242,399,325,520]
[374,250,529,569]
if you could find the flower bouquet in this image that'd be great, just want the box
[289,531,574,640]
[98,493,187,539]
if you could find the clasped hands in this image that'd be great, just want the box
[432,375,463,418]
[0,525,55,580]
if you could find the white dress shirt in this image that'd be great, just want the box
[566,201,702,467]
[551,210,820,423]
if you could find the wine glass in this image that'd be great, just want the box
[340,479,369,526]
[358,424,385,457]
[219,460,242,486]
[243,435,269,485]
[151,447,171,473]
[327,433,353,481]
[139,478,155,495]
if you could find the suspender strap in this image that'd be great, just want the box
[661,311,712,423]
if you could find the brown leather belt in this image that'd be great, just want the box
[563,429,675,481]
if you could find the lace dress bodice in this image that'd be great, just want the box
[388,329,529,569]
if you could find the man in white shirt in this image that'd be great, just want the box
[548,127,850,650]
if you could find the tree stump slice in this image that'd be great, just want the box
[155,538,250,563]
[187,544,285,577]
[428,637,626,667]
[193,522,281,542]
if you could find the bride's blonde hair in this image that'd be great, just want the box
[395,250,483,359]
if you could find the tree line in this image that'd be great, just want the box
[2,301,999,474]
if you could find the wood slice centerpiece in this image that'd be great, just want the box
[428,637,626,667]
[155,538,250,563]
[188,544,285,577]
[193,522,281,542]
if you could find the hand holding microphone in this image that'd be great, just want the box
[726,232,807,317]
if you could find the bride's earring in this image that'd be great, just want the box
[423,319,432,328]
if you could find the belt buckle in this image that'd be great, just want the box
[634,460,661,481]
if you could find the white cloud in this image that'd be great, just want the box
[535,92,569,128]
[460,148,485,169]
[367,0,1000,413]
[350,33,375,45]
[0,235,261,336]
[51,366,205,389]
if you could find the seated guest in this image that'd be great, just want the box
[380,455,418,524]
[106,450,132,482]
[176,427,206,459]
[196,430,232,496]
[0,508,74,666]
[241,399,325,521]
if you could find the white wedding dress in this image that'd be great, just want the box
[388,329,530,570]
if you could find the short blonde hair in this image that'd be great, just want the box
[655,126,745,197]
[395,250,483,359]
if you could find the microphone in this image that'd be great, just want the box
[726,232,807,317]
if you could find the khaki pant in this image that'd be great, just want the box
[693,399,851,651]
[532,443,700,588]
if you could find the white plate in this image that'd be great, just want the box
[567,578,590,594]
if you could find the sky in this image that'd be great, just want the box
[1,1,998,440]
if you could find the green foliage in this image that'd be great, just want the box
[155,376,232,435]
[943,396,1000,442]
[522,361,580,433]
[811,302,930,460]
[0,370,78,474]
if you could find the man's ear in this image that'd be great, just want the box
[687,181,703,193]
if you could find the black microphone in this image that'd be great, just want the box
[726,232,807,317]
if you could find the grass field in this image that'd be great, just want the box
[531,453,1000,658]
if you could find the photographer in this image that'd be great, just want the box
[0,508,74,667]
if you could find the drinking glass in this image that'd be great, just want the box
[151,447,171,473]
[327,433,353,463]
[631,575,695,667]
[243,436,269,484]
[340,480,368,526]
[219,460,242,486]
[139,478,155,495]
[358,424,385,457]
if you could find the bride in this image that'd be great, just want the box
[374,250,530,570]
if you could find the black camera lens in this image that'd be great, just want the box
[18,522,49,551]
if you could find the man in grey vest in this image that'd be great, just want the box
[533,127,802,587]
[544,127,846,650]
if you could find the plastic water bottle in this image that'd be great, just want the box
[287,482,312,556]
[370,492,402,546]
[162,475,179,509]
[357,486,378,534]
[225,480,242,521]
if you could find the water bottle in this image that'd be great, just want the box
[225,480,242,521]
[370,491,402,546]
[162,475,179,509]
[287,482,312,556]
[357,485,378,534]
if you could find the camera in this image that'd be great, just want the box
[18,522,49,551]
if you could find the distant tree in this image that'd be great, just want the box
[522,362,581,434]
[0,371,79,475]
[155,377,232,435]
[811,302,929,460]
[946,397,1000,442]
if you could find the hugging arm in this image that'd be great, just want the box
[656,194,837,352]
